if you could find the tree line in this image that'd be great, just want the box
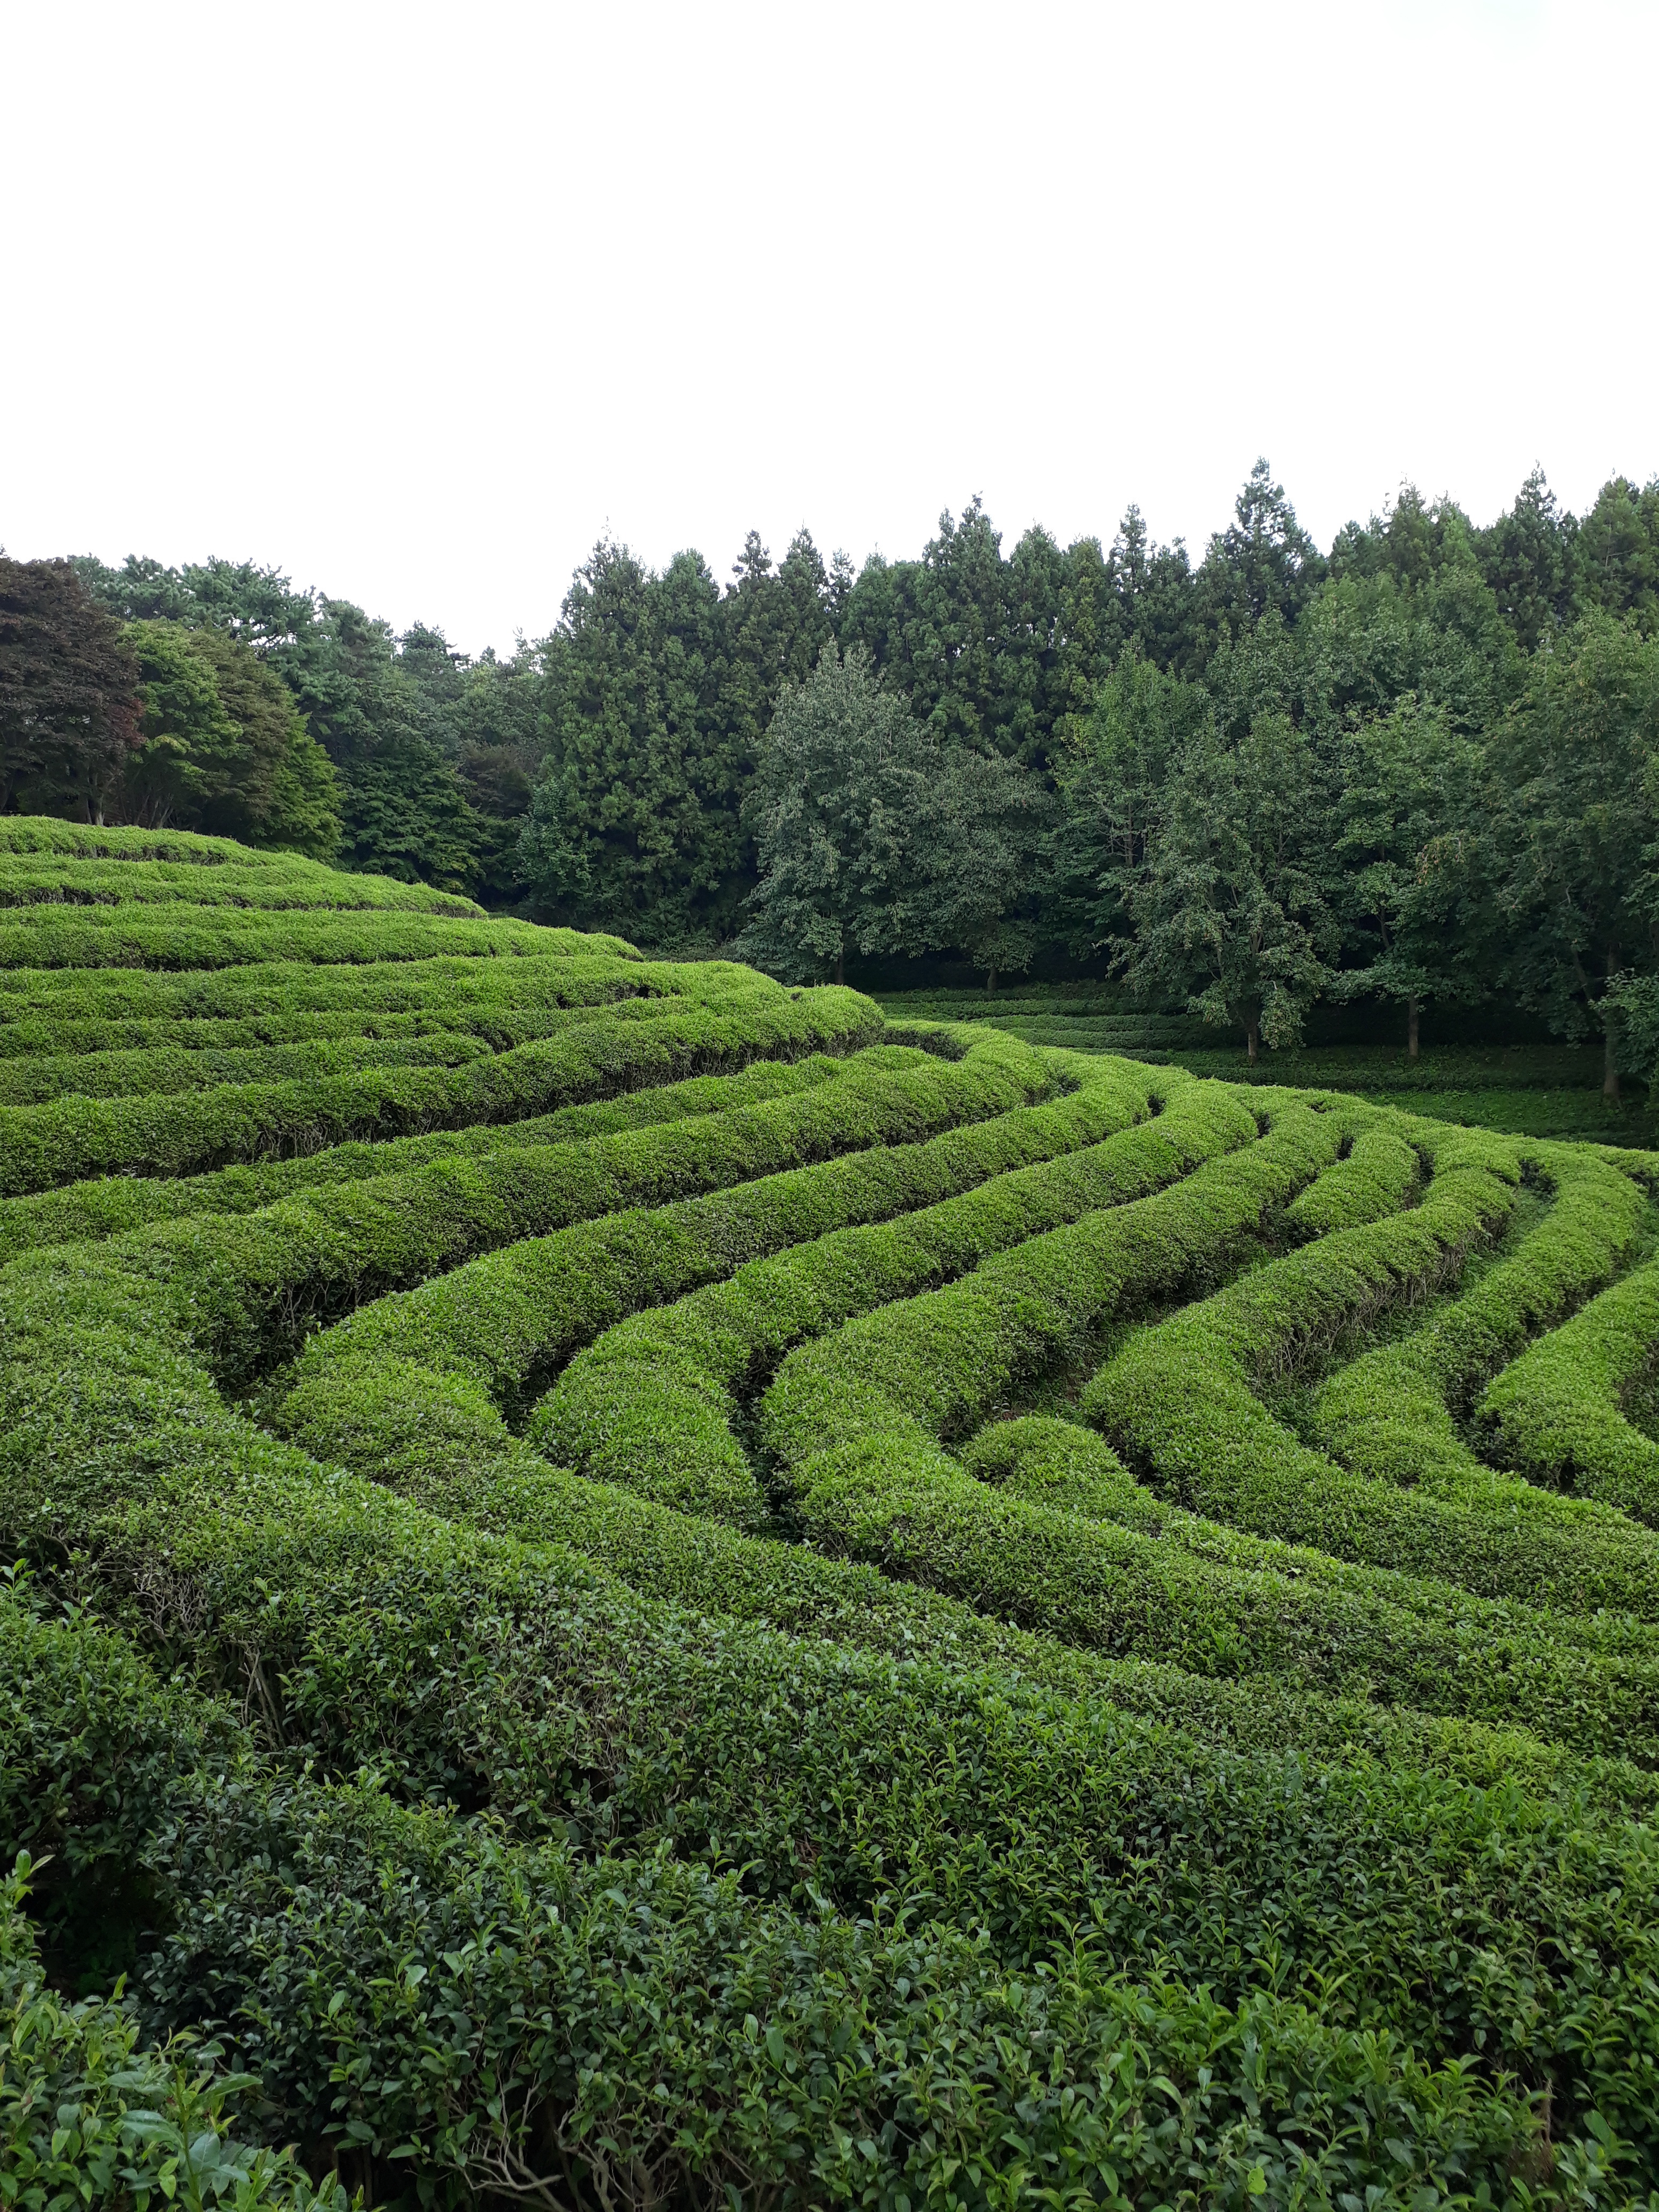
[2,459,1656,1078]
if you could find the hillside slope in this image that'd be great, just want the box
[2,824,1657,2208]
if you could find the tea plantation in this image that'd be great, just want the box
[8,824,1659,2211]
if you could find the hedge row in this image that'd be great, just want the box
[960,1412,1163,1529]
[0,976,769,1108]
[527,1070,1231,1526]
[1086,1129,1659,1619]
[1,1596,1568,2210]
[1479,1258,1659,1524]
[0,1025,497,1107]
[1283,1111,1420,1234]
[0,1055,845,1262]
[0,902,635,972]
[0,979,883,1195]
[0,946,655,1031]
[763,1095,1340,1475]
[274,1042,1140,1427]
[0,817,326,866]
[0,851,484,915]
[1312,1141,1651,1497]
[1,1863,348,2212]
[272,1307,1659,1814]
[743,1104,1659,1751]
[1,1035,1038,1395]
[0,990,662,1065]
[11,1337,1659,2158]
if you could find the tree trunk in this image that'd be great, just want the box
[1246,1019,1259,1065]
[986,963,997,995]
[1407,995,1419,1062]
[835,943,845,988]
[1604,1019,1621,1102]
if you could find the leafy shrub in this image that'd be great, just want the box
[1481,1256,1659,1522]
[8,821,1659,2201]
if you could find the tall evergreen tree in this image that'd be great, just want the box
[1474,468,1578,652]
[1574,477,1659,633]
[523,541,737,941]
[1192,459,1325,661]
[0,559,140,821]
[1108,506,1200,673]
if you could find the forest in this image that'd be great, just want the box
[4,458,1658,1080]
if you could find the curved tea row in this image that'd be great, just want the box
[3,823,1657,2208]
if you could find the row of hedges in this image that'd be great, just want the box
[961,1411,1163,1527]
[0,1034,1042,1391]
[1481,1258,1659,1523]
[1080,1124,1659,1617]
[1282,1112,1421,1234]
[1,1861,348,2212]
[0,851,483,915]
[0,989,660,1066]
[2,1589,1571,2210]
[0,946,656,1034]
[276,1287,1659,1812]
[0,975,769,1108]
[527,1068,1234,1526]
[272,1040,1120,1424]
[1312,1144,1652,1502]
[12,1319,1659,2159]
[0,1056,845,1262]
[0,818,324,866]
[0,980,885,1194]
[739,1103,1659,1753]
[0,1025,497,1106]
[0,902,635,972]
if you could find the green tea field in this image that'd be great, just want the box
[8,825,1659,2210]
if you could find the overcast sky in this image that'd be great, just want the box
[4,0,1653,656]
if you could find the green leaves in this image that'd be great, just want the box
[5,818,1659,2204]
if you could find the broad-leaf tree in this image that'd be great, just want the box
[1489,614,1659,1096]
[1048,645,1209,959]
[1123,709,1340,1060]
[737,645,940,983]
[125,621,341,856]
[928,751,1053,989]
[1334,695,1488,1056]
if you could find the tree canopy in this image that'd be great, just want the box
[5,457,1649,1070]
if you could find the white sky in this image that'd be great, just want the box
[3,0,1654,657]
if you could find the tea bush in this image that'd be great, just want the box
[2,824,1657,2206]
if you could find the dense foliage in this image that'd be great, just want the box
[0,462,1634,1080]
[3,824,1659,2208]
